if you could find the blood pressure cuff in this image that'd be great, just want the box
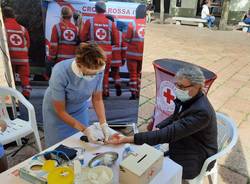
[54,144,77,160]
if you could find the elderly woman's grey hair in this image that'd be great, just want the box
[176,66,205,87]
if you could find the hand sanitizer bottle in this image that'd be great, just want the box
[122,144,133,160]
[74,159,82,184]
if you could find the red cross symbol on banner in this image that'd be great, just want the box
[164,88,175,104]
[138,27,145,38]
[63,30,75,41]
[10,34,22,46]
[96,28,107,40]
[65,31,73,39]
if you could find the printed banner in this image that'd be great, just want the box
[45,1,142,74]
[153,68,176,129]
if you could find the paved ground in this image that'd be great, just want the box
[4,22,250,183]
[137,22,250,183]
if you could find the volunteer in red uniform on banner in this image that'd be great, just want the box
[106,15,127,96]
[73,11,84,34]
[49,6,78,64]
[126,5,146,100]
[80,1,119,98]
[111,20,127,96]
[3,7,31,99]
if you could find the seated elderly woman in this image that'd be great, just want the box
[108,66,218,180]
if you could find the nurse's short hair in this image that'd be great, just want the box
[176,66,205,87]
[76,43,106,70]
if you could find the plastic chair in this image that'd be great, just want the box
[0,87,42,152]
[187,112,238,184]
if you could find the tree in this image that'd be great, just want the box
[160,0,164,24]
[219,0,230,30]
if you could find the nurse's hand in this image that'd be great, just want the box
[83,127,104,144]
[100,122,111,142]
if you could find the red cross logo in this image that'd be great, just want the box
[164,88,175,104]
[63,30,75,41]
[147,168,155,180]
[96,28,107,40]
[158,81,176,114]
[149,169,154,177]
[9,34,22,46]
[138,27,145,39]
[65,31,73,39]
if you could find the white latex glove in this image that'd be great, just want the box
[83,127,103,144]
[100,122,111,142]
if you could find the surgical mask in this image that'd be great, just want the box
[71,60,98,81]
[81,75,96,81]
[175,88,192,102]
[72,60,83,78]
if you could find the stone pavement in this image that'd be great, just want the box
[138,23,250,183]
[3,22,250,184]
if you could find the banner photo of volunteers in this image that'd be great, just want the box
[44,0,147,127]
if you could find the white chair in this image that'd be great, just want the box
[0,87,42,152]
[187,112,238,184]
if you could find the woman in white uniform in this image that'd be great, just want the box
[43,43,111,147]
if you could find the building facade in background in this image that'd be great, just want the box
[153,0,250,24]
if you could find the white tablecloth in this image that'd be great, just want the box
[0,132,182,184]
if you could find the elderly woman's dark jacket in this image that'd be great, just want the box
[134,91,218,179]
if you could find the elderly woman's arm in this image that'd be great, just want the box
[108,110,211,145]
[155,114,174,129]
[134,110,210,145]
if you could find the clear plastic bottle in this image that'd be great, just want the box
[122,144,133,160]
[77,154,84,166]
[74,159,82,184]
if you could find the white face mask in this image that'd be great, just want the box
[175,88,192,102]
[72,60,84,78]
[81,75,96,81]
[71,60,103,81]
